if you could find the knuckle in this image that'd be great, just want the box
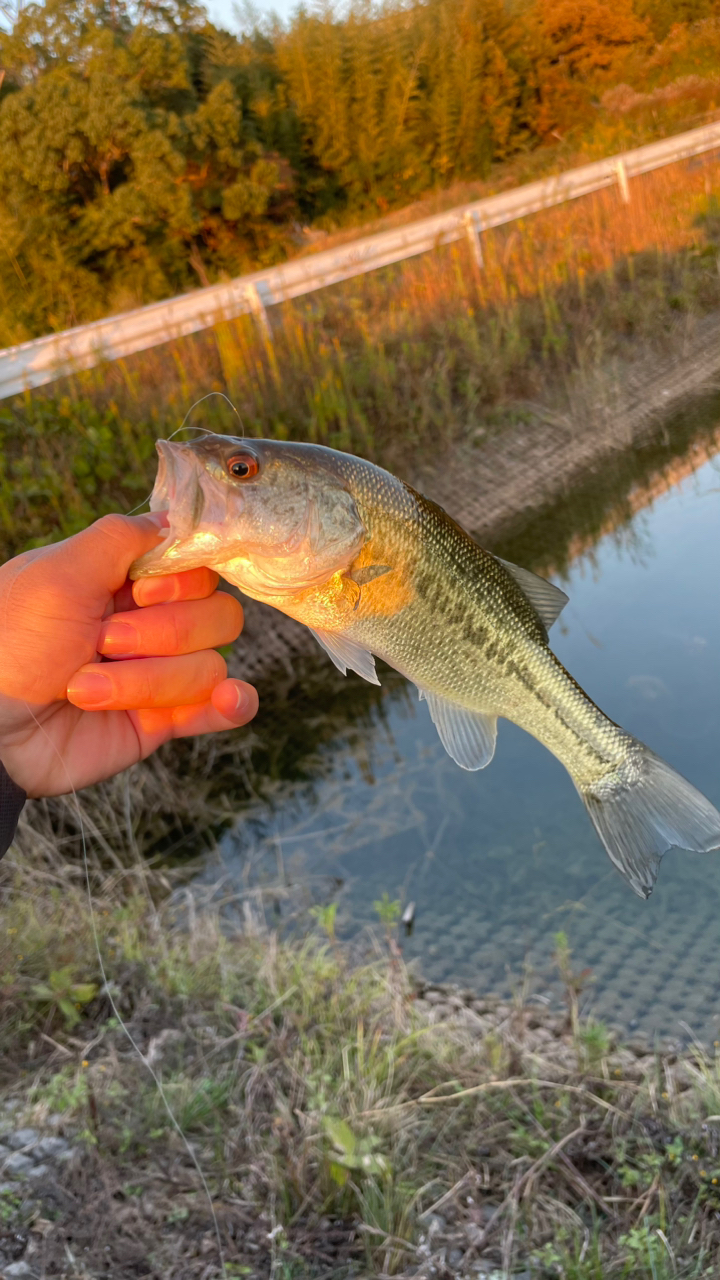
[219,592,243,637]
[209,650,227,682]
[136,668,156,706]
[164,609,183,654]
[95,513,131,545]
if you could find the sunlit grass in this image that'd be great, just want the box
[2,158,720,565]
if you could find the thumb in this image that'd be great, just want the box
[68,512,170,596]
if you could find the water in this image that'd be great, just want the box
[202,410,720,1043]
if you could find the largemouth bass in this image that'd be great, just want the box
[130,434,720,898]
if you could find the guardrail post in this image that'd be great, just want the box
[243,282,273,342]
[615,159,631,204]
[463,210,484,268]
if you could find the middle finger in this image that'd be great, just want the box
[97,593,243,658]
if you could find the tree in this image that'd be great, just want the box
[276,0,523,213]
[531,0,651,135]
[0,0,293,340]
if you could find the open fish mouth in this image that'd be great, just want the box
[150,439,174,510]
[150,439,199,518]
[130,440,225,578]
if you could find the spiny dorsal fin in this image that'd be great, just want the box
[494,555,569,632]
[310,627,381,686]
[419,687,497,771]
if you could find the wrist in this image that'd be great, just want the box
[0,756,27,858]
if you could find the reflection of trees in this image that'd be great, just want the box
[492,394,720,581]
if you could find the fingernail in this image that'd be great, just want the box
[233,683,257,718]
[67,672,113,708]
[98,620,139,656]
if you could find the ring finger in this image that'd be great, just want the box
[67,651,228,710]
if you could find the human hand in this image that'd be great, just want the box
[0,513,258,798]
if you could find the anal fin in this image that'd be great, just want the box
[419,688,497,770]
[311,627,381,686]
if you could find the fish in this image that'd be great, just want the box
[130,433,720,899]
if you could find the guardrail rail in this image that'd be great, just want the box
[1,119,719,401]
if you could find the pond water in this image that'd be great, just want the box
[201,407,720,1044]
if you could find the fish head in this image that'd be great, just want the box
[129,434,366,597]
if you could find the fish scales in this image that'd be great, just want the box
[130,434,720,900]
[331,457,626,789]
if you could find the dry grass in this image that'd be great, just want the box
[3,152,720,565]
[2,819,720,1278]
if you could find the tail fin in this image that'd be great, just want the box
[577,743,720,899]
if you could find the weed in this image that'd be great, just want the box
[29,965,98,1030]
[373,892,401,930]
[2,839,720,1274]
[309,900,338,942]
[553,930,594,1038]
[322,1115,390,1184]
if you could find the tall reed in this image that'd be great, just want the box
[2,155,719,560]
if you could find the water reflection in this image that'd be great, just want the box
[201,399,720,1043]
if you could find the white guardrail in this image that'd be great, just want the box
[2,119,720,401]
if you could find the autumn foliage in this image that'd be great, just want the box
[0,0,718,343]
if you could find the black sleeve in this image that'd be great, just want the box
[0,761,26,859]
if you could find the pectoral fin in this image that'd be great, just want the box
[419,688,497,770]
[310,628,381,686]
[494,556,568,632]
[348,564,392,587]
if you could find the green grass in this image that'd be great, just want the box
[3,838,720,1276]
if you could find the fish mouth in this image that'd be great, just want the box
[129,439,222,578]
[151,439,174,510]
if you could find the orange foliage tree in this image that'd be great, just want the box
[532,0,651,135]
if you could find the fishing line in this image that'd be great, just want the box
[22,702,228,1278]
[125,391,245,517]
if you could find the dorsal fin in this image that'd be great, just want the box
[494,555,569,632]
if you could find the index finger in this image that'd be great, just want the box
[132,566,221,607]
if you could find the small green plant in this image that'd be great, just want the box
[373,893,401,929]
[619,1222,664,1269]
[665,1135,684,1164]
[310,901,338,942]
[31,1065,90,1116]
[29,965,98,1029]
[166,1205,190,1224]
[323,1116,390,1186]
[576,1019,610,1072]
[0,1189,21,1223]
[552,931,593,1037]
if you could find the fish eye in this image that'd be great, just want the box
[226,453,258,479]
